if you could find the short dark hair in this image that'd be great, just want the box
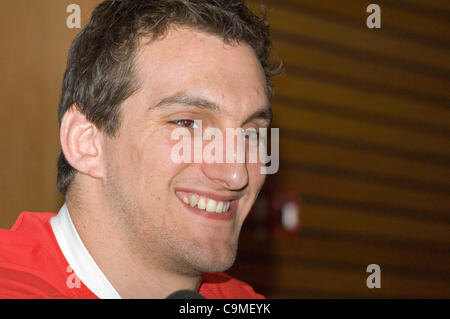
[57,0,281,195]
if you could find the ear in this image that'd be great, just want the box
[60,105,104,179]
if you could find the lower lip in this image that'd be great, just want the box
[177,197,235,221]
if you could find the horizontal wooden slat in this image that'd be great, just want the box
[234,232,450,294]
[230,257,450,297]
[231,260,381,297]
[399,0,450,12]
[273,75,450,130]
[274,94,450,139]
[285,63,449,110]
[248,1,450,71]
[282,161,450,197]
[300,202,450,246]
[267,0,450,43]
[237,233,450,275]
[272,103,450,157]
[278,128,450,172]
[276,169,450,214]
[273,39,450,100]
[279,138,450,186]
[272,29,449,82]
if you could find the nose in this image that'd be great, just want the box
[201,160,249,191]
[197,126,250,191]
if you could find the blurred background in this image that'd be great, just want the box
[0,0,449,298]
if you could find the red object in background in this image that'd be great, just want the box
[269,189,301,239]
[248,175,302,240]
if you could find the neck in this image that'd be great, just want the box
[65,181,202,298]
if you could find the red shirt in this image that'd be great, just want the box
[0,211,264,299]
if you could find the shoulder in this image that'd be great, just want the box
[0,211,68,298]
[0,211,58,260]
[200,272,265,299]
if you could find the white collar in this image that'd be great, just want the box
[50,203,122,299]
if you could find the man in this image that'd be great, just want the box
[0,0,280,298]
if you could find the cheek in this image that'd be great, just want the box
[109,140,143,176]
[103,128,192,200]
[127,133,190,188]
[116,129,169,169]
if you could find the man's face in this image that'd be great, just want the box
[101,27,270,275]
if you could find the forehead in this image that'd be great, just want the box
[133,27,268,116]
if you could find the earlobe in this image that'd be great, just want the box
[60,105,103,179]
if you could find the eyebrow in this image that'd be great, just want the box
[153,91,272,125]
[153,92,221,113]
[244,107,273,126]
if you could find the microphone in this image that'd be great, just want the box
[166,290,205,299]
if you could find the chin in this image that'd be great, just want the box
[196,256,237,274]
[189,243,238,274]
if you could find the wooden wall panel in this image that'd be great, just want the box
[274,40,450,99]
[279,138,450,185]
[274,104,450,156]
[277,170,450,213]
[302,204,450,246]
[243,235,450,274]
[0,1,101,228]
[274,76,450,129]
[231,259,450,298]
[287,0,450,42]
[401,0,450,12]
[248,0,450,70]
[233,0,450,298]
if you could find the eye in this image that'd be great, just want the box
[244,128,260,140]
[172,119,199,129]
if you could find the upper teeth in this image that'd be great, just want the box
[183,194,230,213]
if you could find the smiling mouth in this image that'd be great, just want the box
[175,190,237,220]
